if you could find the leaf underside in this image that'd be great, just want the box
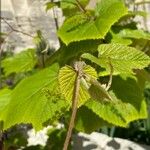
[58,64,97,107]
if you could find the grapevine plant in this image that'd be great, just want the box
[0,0,150,149]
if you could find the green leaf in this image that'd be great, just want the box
[88,79,112,102]
[119,29,150,40]
[82,44,150,74]
[58,64,97,106]
[1,64,69,130]
[85,75,147,127]
[2,49,37,76]
[109,30,133,45]
[46,39,101,66]
[61,0,89,17]
[0,88,11,113]
[45,2,57,12]
[58,0,127,44]
[135,69,150,90]
[107,28,150,46]
[75,106,112,133]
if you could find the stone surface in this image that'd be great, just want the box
[1,0,62,52]
[73,132,150,150]
[27,127,150,150]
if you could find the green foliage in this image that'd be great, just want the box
[61,0,89,17]
[34,30,48,54]
[75,106,111,133]
[3,125,29,149]
[0,64,69,130]
[118,29,150,40]
[82,44,150,75]
[0,0,150,147]
[58,64,97,106]
[45,128,68,150]
[109,29,133,45]
[46,39,101,66]
[0,88,11,112]
[100,80,150,145]
[85,74,147,127]
[2,49,37,76]
[87,77,112,102]
[45,0,89,17]
[58,0,127,44]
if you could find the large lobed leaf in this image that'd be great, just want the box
[2,49,37,76]
[0,64,69,130]
[0,88,11,112]
[75,106,112,133]
[58,0,128,44]
[85,74,147,127]
[82,44,150,74]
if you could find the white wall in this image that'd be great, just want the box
[1,0,61,52]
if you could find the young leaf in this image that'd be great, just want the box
[2,49,37,76]
[58,64,97,107]
[58,0,128,44]
[88,78,112,102]
[85,75,147,127]
[0,64,69,130]
[82,44,150,74]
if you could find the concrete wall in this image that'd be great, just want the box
[1,0,62,52]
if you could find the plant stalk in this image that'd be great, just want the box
[106,58,113,91]
[75,0,86,13]
[63,62,82,150]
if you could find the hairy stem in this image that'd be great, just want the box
[106,58,113,91]
[75,0,86,13]
[63,62,82,150]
